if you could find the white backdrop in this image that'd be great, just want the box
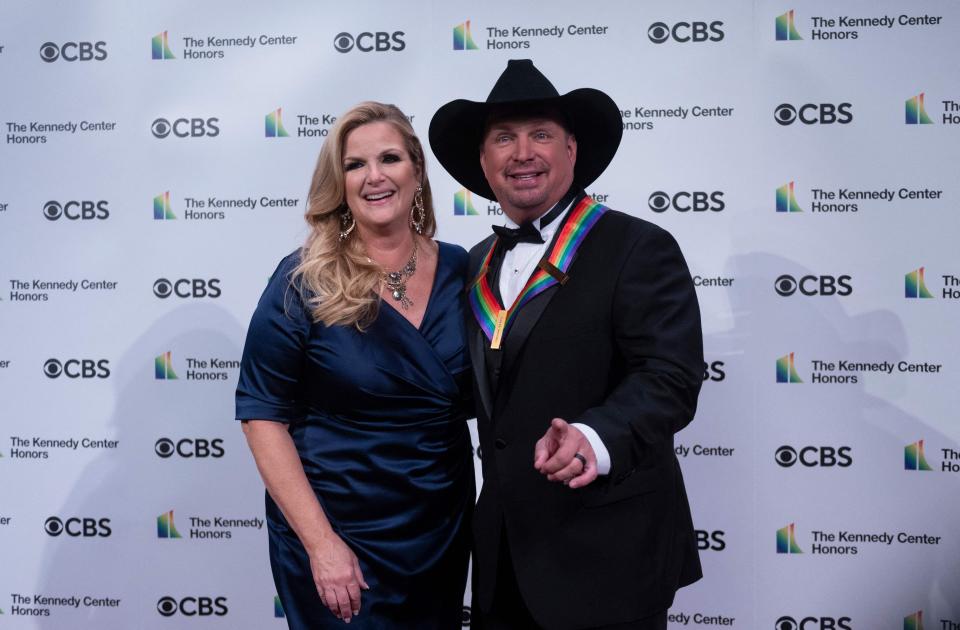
[1,1,959,628]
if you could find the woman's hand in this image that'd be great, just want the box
[308,533,369,623]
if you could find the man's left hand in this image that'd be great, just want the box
[533,418,599,489]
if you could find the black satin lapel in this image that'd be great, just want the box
[470,327,493,419]
[499,283,561,379]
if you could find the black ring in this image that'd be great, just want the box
[573,453,587,469]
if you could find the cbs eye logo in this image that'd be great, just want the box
[151,118,172,138]
[648,191,725,213]
[151,117,220,139]
[775,445,852,468]
[44,516,112,537]
[43,200,110,221]
[39,41,107,62]
[333,31,405,53]
[461,606,471,627]
[157,596,228,617]
[774,274,852,297]
[775,616,852,630]
[647,21,724,43]
[153,278,174,298]
[44,516,65,535]
[155,437,225,459]
[774,103,853,126]
[43,359,63,378]
[157,597,178,617]
[43,358,110,379]
[333,32,355,52]
[153,278,221,299]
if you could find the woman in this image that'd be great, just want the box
[236,102,474,628]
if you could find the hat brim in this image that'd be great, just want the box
[429,88,623,202]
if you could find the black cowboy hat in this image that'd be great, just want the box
[429,59,623,201]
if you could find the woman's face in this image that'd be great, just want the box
[342,121,420,236]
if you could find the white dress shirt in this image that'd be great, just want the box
[497,200,612,475]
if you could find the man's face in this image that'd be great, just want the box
[479,116,577,224]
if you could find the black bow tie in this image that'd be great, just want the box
[492,222,544,251]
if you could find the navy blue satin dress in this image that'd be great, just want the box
[236,242,474,629]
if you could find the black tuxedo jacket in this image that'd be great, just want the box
[466,201,703,629]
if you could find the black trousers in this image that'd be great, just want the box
[472,531,667,630]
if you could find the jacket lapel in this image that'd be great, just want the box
[498,281,560,383]
[466,235,497,420]
[470,326,494,419]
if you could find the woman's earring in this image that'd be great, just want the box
[411,185,425,235]
[338,207,356,242]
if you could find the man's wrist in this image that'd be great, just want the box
[571,423,611,475]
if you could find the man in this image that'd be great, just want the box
[429,59,703,630]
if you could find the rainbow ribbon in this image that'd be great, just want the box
[469,196,608,346]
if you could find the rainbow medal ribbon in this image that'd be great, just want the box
[469,196,608,349]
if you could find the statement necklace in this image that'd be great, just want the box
[380,241,418,310]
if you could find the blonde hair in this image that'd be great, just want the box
[291,102,436,329]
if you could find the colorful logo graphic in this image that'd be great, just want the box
[775,10,802,41]
[776,181,803,213]
[152,31,175,60]
[905,93,934,125]
[776,523,803,554]
[155,352,178,380]
[157,510,182,538]
[905,267,934,299]
[274,596,285,618]
[265,108,289,138]
[454,188,479,216]
[153,191,175,220]
[453,20,479,50]
[904,611,924,630]
[776,353,803,383]
[905,440,933,471]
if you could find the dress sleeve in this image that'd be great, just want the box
[235,253,312,423]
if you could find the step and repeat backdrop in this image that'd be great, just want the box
[1,0,958,628]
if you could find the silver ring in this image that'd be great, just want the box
[573,452,587,469]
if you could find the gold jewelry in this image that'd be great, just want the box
[411,185,425,235]
[338,207,355,242]
[381,240,418,309]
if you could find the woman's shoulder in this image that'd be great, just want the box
[436,240,469,270]
[256,249,310,318]
[271,248,303,281]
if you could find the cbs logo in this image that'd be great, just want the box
[649,191,725,213]
[775,616,852,630]
[43,200,110,221]
[774,274,852,297]
[703,360,726,382]
[775,446,852,468]
[39,41,107,62]
[695,529,726,551]
[155,437,225,459]
[333,31,405,53]
[157,596,228,617]
[151,117,220,139]
[774,103,853,126]
[647,21,724,43]
[44,516,112,537]
[43,358,110,379]
[462,606,471,627]
[153,278,222,299]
